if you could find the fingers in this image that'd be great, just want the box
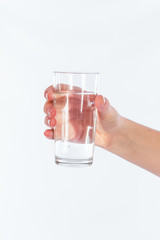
[44,85,65,101]
[44,115,57,128]
[44,84,95,113]
[44,129,54,139]
[44,84,86,102]
[44,87,57,139]
[44,85,55,101]
[44,116,56,139]
[55,83,82,92]
[44,115,56,140]
[43,101,56,115]
[44,84,98,141]
[44,84,72,102]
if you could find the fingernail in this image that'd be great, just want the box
[44,130,49,137]
[47,108,56,117]
[47,119,51,126]
[47,91,53,101]
[45,91,48,100]
[103,96,106,105]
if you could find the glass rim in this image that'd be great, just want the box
[53,71,100,75]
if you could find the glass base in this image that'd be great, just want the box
[55,157,93,167]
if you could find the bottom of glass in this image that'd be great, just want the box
[55,157,93,167]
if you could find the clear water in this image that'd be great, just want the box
[54,90,97,166]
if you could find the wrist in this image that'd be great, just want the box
[104,116,127,151]
[96,115,126,151]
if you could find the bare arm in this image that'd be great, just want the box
[106,117,160,176]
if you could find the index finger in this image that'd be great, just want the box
[44,85,55,101]
[44,85,65,101]
[44,84,82,101]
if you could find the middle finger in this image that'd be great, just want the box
[43,101,56,117]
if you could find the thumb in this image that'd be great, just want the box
[95,95,120,135]
[95,95,110,119]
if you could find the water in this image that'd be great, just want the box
[53,90,97,166]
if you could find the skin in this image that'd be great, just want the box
[44,85,160,177]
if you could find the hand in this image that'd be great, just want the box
[43,84,123,149]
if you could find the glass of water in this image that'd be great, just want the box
[53,71,100,166]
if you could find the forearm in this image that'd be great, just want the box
[106,117,160,176]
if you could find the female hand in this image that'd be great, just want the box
[43,84,122,149]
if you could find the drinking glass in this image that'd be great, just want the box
[53,71,100,166]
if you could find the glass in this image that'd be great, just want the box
[53,71,100,166]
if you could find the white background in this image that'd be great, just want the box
[0,0,160,239]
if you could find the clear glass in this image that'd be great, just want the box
[53,71,100,166]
